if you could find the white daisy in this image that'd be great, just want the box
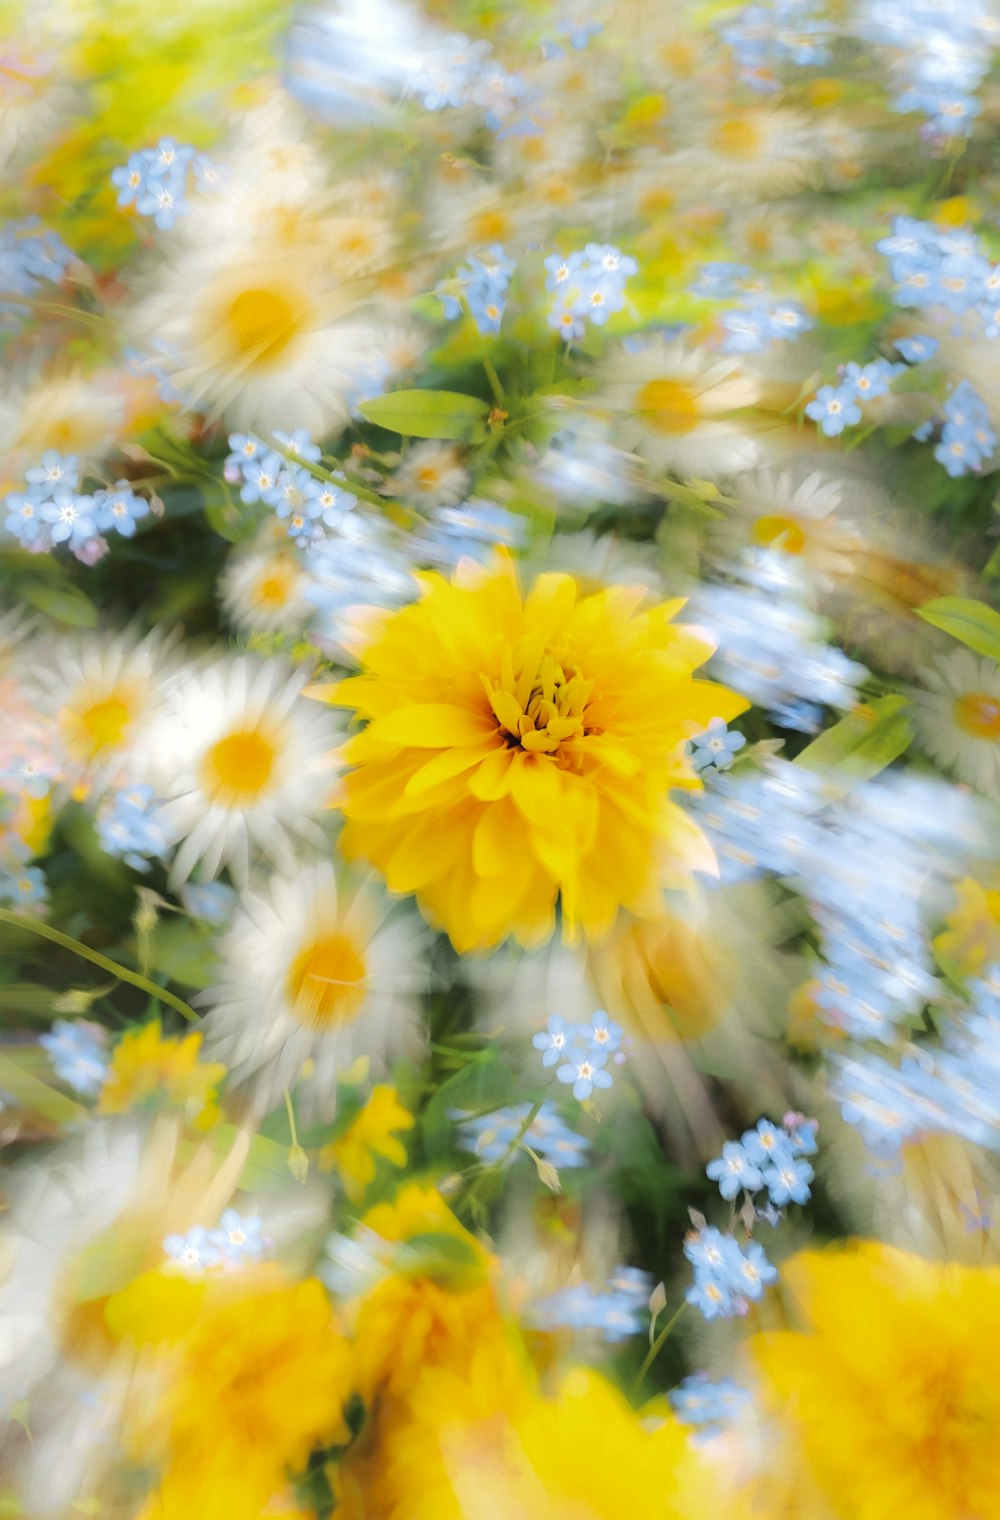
[219,538,314,636]
[144,654,342,886]
[390,441,470,508]
[914,650,1000,797]
[23,628,174,789]
[669,108,818,199]
[0,368,129,489]
[202,863,428,1116]
[596,338,772,478]
[715,467,860,579]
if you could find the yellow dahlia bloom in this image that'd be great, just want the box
[325,553,746,951]
[750,1242,1000,1520]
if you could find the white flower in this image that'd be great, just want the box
[143,654,342,885]
[219,538,314,635]
[914,649,1000,797]
[201,862,428,1116]
[596,338,773,479]
[391,441,470,509]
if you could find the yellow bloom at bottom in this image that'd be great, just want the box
[323,551,745,951]
[749,1242,1000,1520]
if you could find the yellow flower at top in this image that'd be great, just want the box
[97,1022,226,1128]
[319,1084,415,1201]
[324,552,747,952]
[933,876,1000,977]
[749,1241,1000,1520]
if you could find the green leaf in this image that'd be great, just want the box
[795,694,913,797]
[917,595,1000,662]
[202,485,257,543]
[145,919,218,990]
[421,1048,516,1159]
[358,389,490,440]
[20,578,98,628]
[0,1051,87,1126]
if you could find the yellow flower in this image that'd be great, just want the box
[347,1184,508,1406]
[341,1361,743,1520]
[322,552,746,951]
[933,876,1000,976]
[319,1085,414,1201]
[750,1242,1000,1520]
[97,1022,226,1128]
[164,1267,353,1500]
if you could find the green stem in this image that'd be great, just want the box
[0,293,105,327]
[268,440,396,512]
[483,355,506,408]
[0,910,199,1024]
[456,1094,545,1219]
[633,1302,687,1395]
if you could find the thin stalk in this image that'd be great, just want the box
[633,1302,687,1395]
[0,910,198,1023]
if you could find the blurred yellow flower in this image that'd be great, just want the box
[97,1022,225,1127]
[933,876,1000,976]
[348,1184,508,1406]
[324,551,745,951]
[750,1241,1000,1520]
[320,1084,414,1201]
[163,1268,353,1502]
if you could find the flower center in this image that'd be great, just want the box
[483,639,592,755]
[635,379,702,435]
[223,285,308,367]
[253,568,297,610]
[752,514,806,554]
[201,728,277,803]
[711,116,763,157]
[955,693,1000,739]
[286,930,368,1029]
[66,691,135,760]
[471,209,510,243]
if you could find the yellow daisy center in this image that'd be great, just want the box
[471,209,511,243]
[287,930,368,1029]
[635,379,702,435]
[711,116,763,157]
[252,566,298,610]
[484,638,592,756]
[752,514,806,554]
[955,693,1000,739]
[66,689,136,760]
[223,285,309,368]
[201,728,278,803]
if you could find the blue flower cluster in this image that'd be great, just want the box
[706,1115,816,1206]
[933,381,998,478]
[111,138,218,230]
[0,217,74,329]
[163,1210,266,1270]
[96,786,170,873]
[545,245,637,341]
[224,430,358,549]
[805,357,902,438]
[437,245,514,335]
[529,1266,651,1342]
[3,452,150,557]
[534,1010,624,1100]
[719,0,830,90]
[303,516,417,656]
[832,965,1000,1157]
[862,0,995,138]
[453,1101,589,1169]
[689,757,827,886]
[413,32,526,129]
[878,217,1000,323]
[39,1020,109,1097]
[691,263,812,352]
[689,575,867,735]
[0,844,48,910]
[669,1373,753,1435]
[414,498,528,569]
[684,1226,778,1320]
[541,17,603,60]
